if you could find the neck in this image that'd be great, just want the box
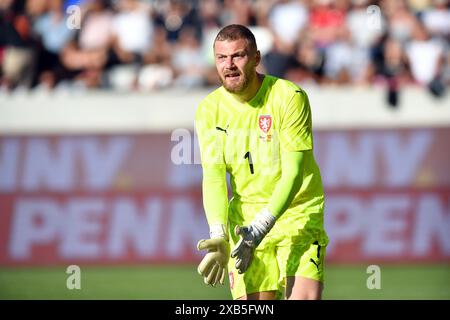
[231,73,264,103]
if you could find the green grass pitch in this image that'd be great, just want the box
[0,264,449,299]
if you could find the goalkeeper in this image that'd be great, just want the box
[195,24,328,300]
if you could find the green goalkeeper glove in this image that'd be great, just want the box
[230,208,276,274]
[197,224,230,286]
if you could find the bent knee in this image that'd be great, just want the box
[285,276,323,300]
[286,290,322,300]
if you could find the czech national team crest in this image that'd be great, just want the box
[259,115,272,133]
[259,115,272,141]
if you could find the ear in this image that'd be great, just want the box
[255,50,261,66]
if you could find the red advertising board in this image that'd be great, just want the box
[0,128,449,265]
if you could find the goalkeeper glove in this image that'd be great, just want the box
[197,224,230,286]
[230,208,276,274]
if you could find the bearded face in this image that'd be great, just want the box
[214,38,259,94]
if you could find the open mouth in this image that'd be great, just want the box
[225,73,240,80]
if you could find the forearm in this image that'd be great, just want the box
[197,165,230,287]
[202,165,229,227]
[267,151,304,218]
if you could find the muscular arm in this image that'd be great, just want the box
[267,150,305,218]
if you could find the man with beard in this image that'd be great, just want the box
[195,24,328,300]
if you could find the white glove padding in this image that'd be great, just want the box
[197,224,230,286]
[230,208,276,274]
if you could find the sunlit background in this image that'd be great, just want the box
[0,0,449,299]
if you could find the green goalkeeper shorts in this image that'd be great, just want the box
[227,201,328,299]
[227,237,326,300]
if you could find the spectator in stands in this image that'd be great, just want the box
[60,0,113,88]
[105,0,155,90]
[32,0,76,89]
[269,0,308,49]
[221,0,255,26]
[382,0,420,44]
[198,0,221,31]
[0,0,445,98]
[323,26,361,84]
[371,35,410,106]
[142,25,172,66]
[262,0,308,78]
[344,0,387,85]
[251,0,278,27]
[405,22,446,97]
[421,0,450,40]
[110,0,153,65]
[25,0,47,18]
[138,25,174,90]
[308,0,347,49]
[406,0,431,18]
[77,0,114,52]
[154,0,201,43]
[171,26,206,88]
[347,0,385,49]
[0,0,35,90]
[284,35,325,84]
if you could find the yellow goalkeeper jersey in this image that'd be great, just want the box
[196,75,325,238]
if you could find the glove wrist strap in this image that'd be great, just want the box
[253,208,276,235]
[209,224,229,241]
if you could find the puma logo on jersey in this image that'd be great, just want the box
[309,258,321,271]
[216,126,228,135]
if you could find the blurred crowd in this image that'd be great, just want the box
[0,0,449,100]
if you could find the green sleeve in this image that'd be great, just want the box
[267,151,305,218]
[202,165,229,226]
[196,101,228,226]
[279,89,313,152]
